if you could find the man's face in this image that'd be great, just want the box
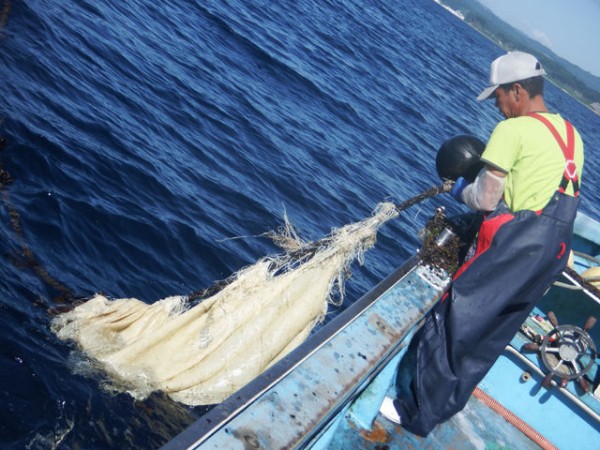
[493,86,517,119]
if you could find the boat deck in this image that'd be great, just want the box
[329,393,543,449]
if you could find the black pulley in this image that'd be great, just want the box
[436,135,485,182]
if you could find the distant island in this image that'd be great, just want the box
[435,0,600,115]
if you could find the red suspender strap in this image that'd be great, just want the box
[528,112,579,196]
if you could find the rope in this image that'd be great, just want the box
[563,266,600,298]
[187,181,454,302]
[393,182,452,212]
[187,183,452,302]
[553,281,583,290]
[573,250,600,265]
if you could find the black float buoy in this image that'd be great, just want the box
[436,135,485,182]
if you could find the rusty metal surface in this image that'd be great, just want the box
[327,392,544,450]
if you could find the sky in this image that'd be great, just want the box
[477,0,600,77]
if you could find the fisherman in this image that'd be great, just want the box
[380,50,585,436]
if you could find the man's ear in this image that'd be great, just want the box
[513,83,521,100]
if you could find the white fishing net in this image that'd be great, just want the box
[51,202,399,405]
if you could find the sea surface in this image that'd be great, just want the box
[1,1,599,448]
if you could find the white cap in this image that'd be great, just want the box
[477,51,546,101]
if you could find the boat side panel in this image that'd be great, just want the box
[574,213,600,259]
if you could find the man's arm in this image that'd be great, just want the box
[460,165,506,211]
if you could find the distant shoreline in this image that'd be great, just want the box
[434,0,600,116]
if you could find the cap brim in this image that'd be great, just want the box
[476,84,498,101]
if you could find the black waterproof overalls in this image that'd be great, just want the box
[394,113,581,437]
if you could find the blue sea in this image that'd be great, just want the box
[1,1,599,448]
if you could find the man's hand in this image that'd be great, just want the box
[450,177,469,202]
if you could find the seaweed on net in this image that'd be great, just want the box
[418,209,483,275]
